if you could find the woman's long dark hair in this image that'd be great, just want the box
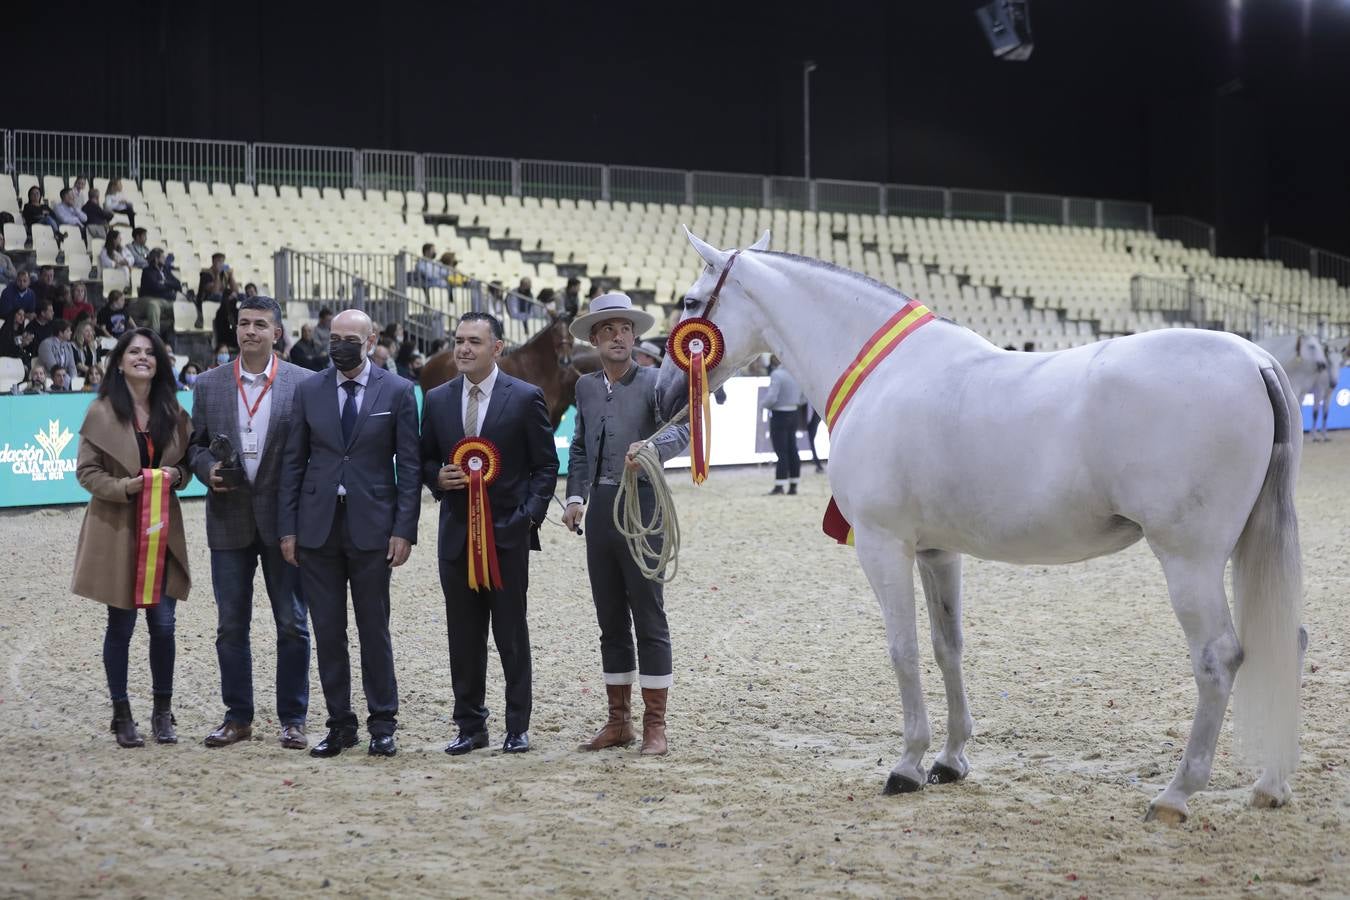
[99,327,182,451]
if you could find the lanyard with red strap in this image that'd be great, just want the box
[234,355,278,430]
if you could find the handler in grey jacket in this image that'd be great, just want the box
[187,295,312,750]
[562,293,688,757]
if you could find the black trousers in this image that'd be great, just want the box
[769,410,802,481]
[299,503,399,737]
[585,484,672,685]
[439,541,532,735]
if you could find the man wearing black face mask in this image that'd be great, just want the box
[278,308,420,759]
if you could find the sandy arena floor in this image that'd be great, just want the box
[0,442,1347,898]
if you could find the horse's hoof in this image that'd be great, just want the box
[1251,789,1289,809]
[883,772,925,795]
[1144,802,1187,825]
[927,762,966,785]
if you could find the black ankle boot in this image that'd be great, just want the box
[788,483,798,495]
[151,695,177,744]
[111,700,145,748]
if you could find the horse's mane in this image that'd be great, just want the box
[753,250,915,306]
[504,315,563,356]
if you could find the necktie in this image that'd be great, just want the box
[341,380,358,444]
[465,384,481,437]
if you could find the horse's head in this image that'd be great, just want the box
[656,226,772,422]
[1295,333,1330,372]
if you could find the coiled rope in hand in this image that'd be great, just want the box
[612,407,689,584]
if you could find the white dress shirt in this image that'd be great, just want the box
[336,359,371,495]
[462,364,499,436]
[236,356,276,483]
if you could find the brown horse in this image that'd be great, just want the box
[419,315,600,430]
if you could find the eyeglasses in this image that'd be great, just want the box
[330,336,365,346]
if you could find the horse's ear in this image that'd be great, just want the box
[683,225,725,267]
[1296,335,1304,357]
[748,229,771,252]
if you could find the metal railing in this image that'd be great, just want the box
[3,127,1155,229]
[1155,215,1216,255]
[1267,236,1350,288]
[1130,274,1323,339]
[274,248,443,346]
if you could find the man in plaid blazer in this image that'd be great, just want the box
[187,295,314,751]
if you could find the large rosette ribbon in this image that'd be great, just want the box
[666,317,725,484]
[452,436,504,591]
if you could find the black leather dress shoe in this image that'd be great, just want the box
[444,730,489,755]
[368,734,397,757]
[309,728,358,758]
[502,731,530,754]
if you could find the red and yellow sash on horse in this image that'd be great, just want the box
[133,467,173,608]
[667,317,725,484]
[453,436,504,591]
[822,299,935,545]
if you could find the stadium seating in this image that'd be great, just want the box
[6,172,1348,350]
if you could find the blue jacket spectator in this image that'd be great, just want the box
[0,271,36,318]
[141,250,184,300]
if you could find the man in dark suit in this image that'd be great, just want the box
[279,308,420,758]
[420,312,558,755]
[187,295,311,750]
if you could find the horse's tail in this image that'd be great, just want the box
[1230,364,1303,787]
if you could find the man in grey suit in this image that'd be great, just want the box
[279,308,420,758]
[188,295,313,750]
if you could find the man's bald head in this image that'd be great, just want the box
[332,309,374,338]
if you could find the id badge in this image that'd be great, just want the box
[241,431,259,458]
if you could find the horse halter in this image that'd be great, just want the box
[701,250,741,321]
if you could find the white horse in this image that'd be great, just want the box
[656,230,1305,823]
[1255,332,1330,421]
[1308,337,1347,442]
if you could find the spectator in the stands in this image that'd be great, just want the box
[31,266,58,306]
[415,243,448,287]
[49,285,74,321]
[53,189,88,235]
[62,282,96,325]
[314,307,333,345]
[50,365,72,393]
[211,344,232,369]
[25,301,59,346]
[97,290,132,340]
[84,364,103,391]
[408,352,425,382]
[507,276,534,321]
[561,277,581,319]
[127,227,152,268]
[487,280,508,318]
[0,270,35,318]
[72,320,99,376]
[536,288,556,318]
[588,282,604,304]
[212,281,241,351]
[428,336,451,356]
[134,249,181,345]
[633,340,664,368]
[39,317,78,378]
[178,361,201,390]
[371,340,397,375]
[20,361,49,395]
[100,231,135,271]
[73,177,90,209]
[104,179,137,229]
[0,231,17,286]
[22,186,63,240]
[0,307,36,366]
[289,324,326,371]
[82,188,114,239]
[196,253,239,331]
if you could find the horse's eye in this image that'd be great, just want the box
[684,298,701,311]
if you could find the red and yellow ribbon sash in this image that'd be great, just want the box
[821,299,934,545]
[133,468,172,608]
[453,437,504,591]
[667,318,725,484]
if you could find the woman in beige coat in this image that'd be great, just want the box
[73,327,192,748]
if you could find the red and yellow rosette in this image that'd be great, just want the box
[666,317,725,484]
[452,436,504,591]
[133,468,173,608]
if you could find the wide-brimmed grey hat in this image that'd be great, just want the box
[633,340,665,361]
[570,291,656,342]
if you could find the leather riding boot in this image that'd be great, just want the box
[578,684,635,751]
[111,700,145,748]
[151,695,178,745]
[640,687,668,756]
